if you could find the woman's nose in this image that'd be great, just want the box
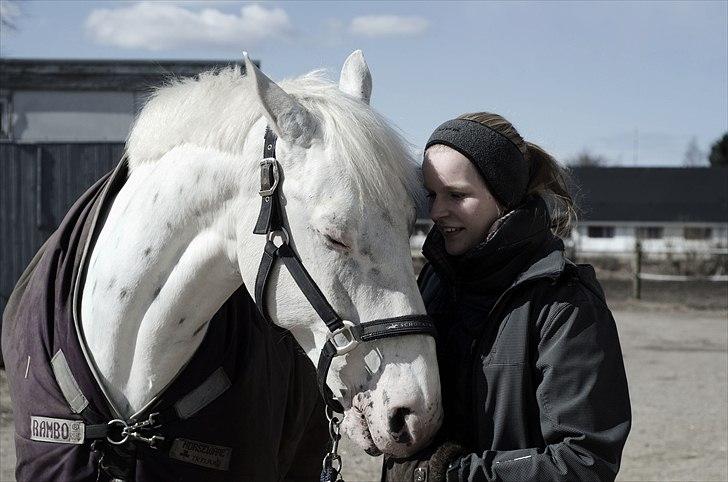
[429,197,448,222]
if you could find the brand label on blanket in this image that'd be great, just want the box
[169,438,232,471]
[30,416,84,444]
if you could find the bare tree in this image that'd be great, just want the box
[708,133,728,167]
[568,150,607,167]
[0,0,19,31]
[683,137,706,167]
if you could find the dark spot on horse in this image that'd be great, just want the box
[193,321,208,337]
[92,280,97,295]
[178,317,186,325]
[360,247,372,258]
[153,286,161,299]
[107,278,116,290]
[365,446,382,456]
[382,391,390,406]
[370,267,381,277]
[166,221,172,230]
[119,289,128,300]
[143,247,151,257]
[346,258,361,272]
[194,209,201,218]
[152,192,159,204]
[366,372,372,382]
[382,210,394,226]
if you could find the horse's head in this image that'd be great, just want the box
[236,52,442,457]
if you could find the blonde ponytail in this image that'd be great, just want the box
[458,112,576,237]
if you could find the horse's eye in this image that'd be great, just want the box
[324,234,350,251]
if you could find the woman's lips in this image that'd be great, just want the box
[440,226,464,236]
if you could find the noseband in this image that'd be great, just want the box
[252,127,437,413]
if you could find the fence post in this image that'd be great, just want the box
[633,240,642,299]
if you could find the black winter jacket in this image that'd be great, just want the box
[388,197,631,482]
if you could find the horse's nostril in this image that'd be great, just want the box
[388,407,411,435]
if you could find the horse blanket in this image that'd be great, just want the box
[2,159,328,481]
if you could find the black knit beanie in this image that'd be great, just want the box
[425,118,529,209]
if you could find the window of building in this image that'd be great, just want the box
[587,226,615,238]
[0,96,10,140]
[684,227,712,240]
[636,226,664,239]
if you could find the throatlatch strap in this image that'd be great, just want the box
[255,241,278,319]
[253,128,281,234]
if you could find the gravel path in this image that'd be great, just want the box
[1,308,726,481]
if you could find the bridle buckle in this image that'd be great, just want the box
[328,320,359,355]
[259,157,280,197]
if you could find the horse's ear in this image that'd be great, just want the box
[244,52,317,146]
[339,50,372,105]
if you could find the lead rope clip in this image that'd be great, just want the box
[320,406,345,482]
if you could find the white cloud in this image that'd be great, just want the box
[1,0,21,28]
[85,2,293,51]
[349,15,429,38]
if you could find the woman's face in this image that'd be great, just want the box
[423,145,502,256]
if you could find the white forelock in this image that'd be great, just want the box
[125,66,422,214]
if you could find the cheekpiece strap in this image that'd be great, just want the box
[254,241,278,320]
[253,127,282,234]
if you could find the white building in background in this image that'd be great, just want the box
[411,167,728,258]
[570,167,727,258]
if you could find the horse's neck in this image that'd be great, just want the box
[80,146,253,417]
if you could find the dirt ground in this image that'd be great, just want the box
[1,304,726,481]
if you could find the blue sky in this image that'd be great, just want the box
[1,0,726,166]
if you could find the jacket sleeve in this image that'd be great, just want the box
[446,285,632,482]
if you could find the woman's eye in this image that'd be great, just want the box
[449,191,466,199]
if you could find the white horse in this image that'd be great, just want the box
[79,51,442,458]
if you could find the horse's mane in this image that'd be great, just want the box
[126,66,421,213]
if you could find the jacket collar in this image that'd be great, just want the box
[422,195,566,292]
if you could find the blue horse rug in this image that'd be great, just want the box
[2,159,328,481]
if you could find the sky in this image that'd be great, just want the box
[1,0,726,167]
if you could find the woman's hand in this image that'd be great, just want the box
[382,440,466,482]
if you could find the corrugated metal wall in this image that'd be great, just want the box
[0,143,124,317]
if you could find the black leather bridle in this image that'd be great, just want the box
[252,127,437,413]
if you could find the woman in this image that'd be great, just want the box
[383,113,631,482]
